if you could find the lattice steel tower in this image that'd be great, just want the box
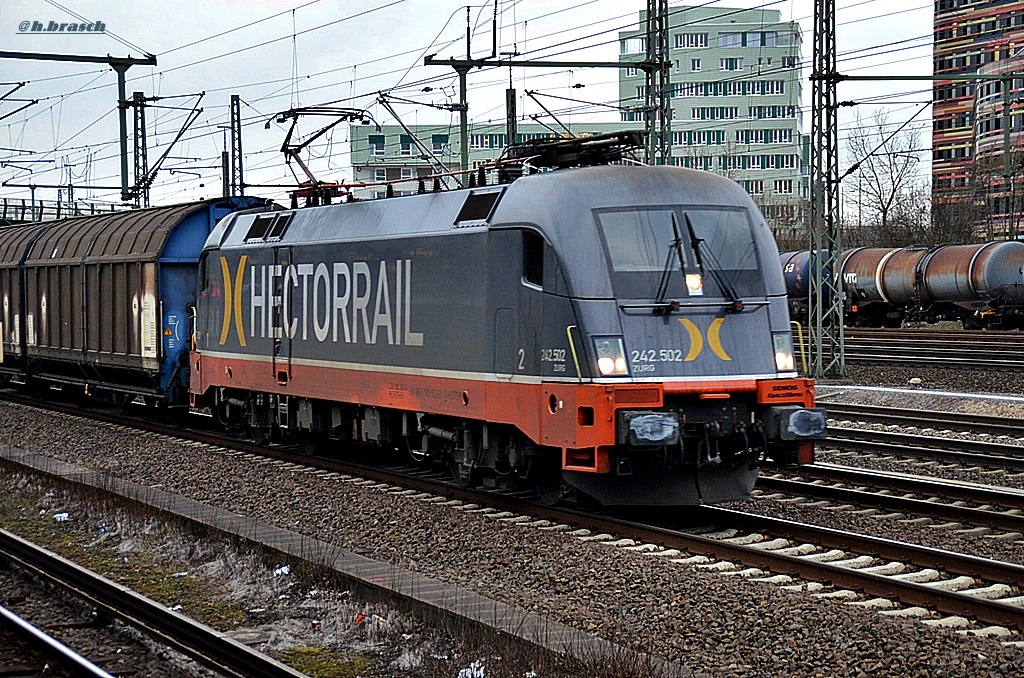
[644,0,672,165]
[230,94,244,196]
[810,0,845,378]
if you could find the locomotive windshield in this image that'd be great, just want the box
[595,207,763,300]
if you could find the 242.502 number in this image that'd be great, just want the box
[631,349,684,363]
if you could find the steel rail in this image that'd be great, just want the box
[795,328,1024,370]
[825,402,1024,437]
[695,506,1024,589]
[757,471,1024,532]
[777,463,1024,510]
[825,427,1024,469]
[0,603,113,678]
[0,528,305,678]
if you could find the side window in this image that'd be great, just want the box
[523,231,544,287]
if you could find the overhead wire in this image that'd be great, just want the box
[3,0,934,199]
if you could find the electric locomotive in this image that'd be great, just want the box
[191,138,825,506]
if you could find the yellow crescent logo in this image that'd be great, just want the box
[219,255,247,347]
[677,317,732,361]
[707,317,732,361]
[678,318,703,361]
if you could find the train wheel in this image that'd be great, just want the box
[448,459,477,487]
[533,455,566,506]
[299,431,323,455]
[251,425,270,446]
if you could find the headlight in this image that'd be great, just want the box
[685,273,704,296]
[773,332,795,372]
[593,336,628,376]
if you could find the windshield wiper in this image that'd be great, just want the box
[653,214,687,315]
[683,212,744,312]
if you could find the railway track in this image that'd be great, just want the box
[0,603,109,677]
[797,328,1024,370]
[824,426,1024,470]
[4,393,1024,641]
[825,402,1024,438]
[0,526,303,677]
[758,464,1024,532]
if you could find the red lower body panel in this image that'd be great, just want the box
[192,352,816,472]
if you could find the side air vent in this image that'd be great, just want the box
[245,213,294,242]
[454,189,503,226]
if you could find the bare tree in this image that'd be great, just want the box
[844,109,924,247]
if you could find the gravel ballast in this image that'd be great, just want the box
[1,400,1023,676]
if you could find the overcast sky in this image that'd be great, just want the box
[0,0,933,206]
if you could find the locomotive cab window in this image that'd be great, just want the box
[522,231,544,288]
[596,207,763,300]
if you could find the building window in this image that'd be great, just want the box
[400,135,413,155]
[636,85,647,100]
[374,169,386,182]
[691,107,739,120]
[782,56,799,69]
[369,134,385,156]
[621,37,645,54]
[675,32,708,49]
[718,32,742,48]
[720,58,744,71]
[401,167,413,180]
[774,179,794,195]
[625,66,638,77]
[432,134,449,154]
[691,58,701,72]
[470,134,487,149]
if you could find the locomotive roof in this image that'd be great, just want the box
[212,165,762,247]
[208,165,780,300]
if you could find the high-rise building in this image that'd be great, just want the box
[618,5,807,233]
[934,0,1024,237]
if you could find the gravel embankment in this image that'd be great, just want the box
[1,400,1023,677]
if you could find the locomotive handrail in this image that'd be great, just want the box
[618,300,768,311]
[565,324,583,381]
[790,320,807,374]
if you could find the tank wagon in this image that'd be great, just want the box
[781,243,1024,329]
[192,162,826,506]
[0,197,274,404]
